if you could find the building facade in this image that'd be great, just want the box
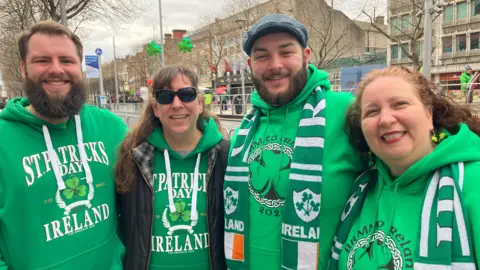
[387,0,480,90]
[175,0,387,91]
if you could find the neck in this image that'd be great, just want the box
[27,105,69,125]
[386,143,436,177]
[163,127,202,151]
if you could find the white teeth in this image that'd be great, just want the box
[382,132,405,141]
[171,115,187,119]
[271,75,283,80]
[47,81,66,85]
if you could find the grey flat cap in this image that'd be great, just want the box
[243,14,308,56]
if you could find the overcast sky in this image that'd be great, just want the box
[82,0,227,63]
[81,0,386,63]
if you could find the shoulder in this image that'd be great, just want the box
[324,90,355,110]
[81,105,127,130]
[462,161,480,190]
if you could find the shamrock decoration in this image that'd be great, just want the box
[146,41,162,56]
[225,190,238,210]
[178,38,193,53]
[169,201,191,223]
[295,192,320,216]
[63,176,87,200]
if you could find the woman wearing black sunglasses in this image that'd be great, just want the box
[115,65,230,270]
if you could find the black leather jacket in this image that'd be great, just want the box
[117,140,229,270]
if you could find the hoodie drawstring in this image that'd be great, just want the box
[42,115,92,191]
[164,149,201,221]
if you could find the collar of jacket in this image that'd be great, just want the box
[131,140,221,191]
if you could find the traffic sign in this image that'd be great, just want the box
[95,48,103,55]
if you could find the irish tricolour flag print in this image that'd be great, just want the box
[281,238,319,269]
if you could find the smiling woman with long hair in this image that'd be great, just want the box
[115,65,229,270]
[328,67,480,269]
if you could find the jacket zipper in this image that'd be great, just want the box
[132,156,155,269]
[206,148,218,270]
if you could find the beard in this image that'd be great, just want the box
[252,61,308,107]
[24,73,86,119]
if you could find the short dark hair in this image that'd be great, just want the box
[18,20,83,62]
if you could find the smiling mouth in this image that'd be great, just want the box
[42,80,70,86]
[170,115,188,119]
[265,74,289,81]
[381,132,406,142]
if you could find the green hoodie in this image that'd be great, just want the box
[147,118,223,270]
[230,64,364,270]
[460,72,472,93]
[338,124,480,269]
[0,98,127,270]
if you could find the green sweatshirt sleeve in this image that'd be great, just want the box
[461,161,480,264]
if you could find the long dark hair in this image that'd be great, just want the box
[115,65,223,193]
[346,66,480,155]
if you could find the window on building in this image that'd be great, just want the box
[443,36,453,53]
[471,32,480,50]
[457,2,468,19]
[401,43,410,60]
[391,44,399,60]
[401,14,410,31]
[444,5,454,23]
[473,0,480,16]
[415,41,423,57]
[456,34,467,51]
[391,17,400,35]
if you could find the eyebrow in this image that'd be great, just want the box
[252,42,296,53]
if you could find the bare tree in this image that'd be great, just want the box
[280,0,367,69]
[363,0,452,70]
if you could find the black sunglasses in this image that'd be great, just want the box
[155,87,198,104]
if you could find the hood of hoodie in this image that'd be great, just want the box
[0,97,74,130]
[376,123,480,190]
[147,117,223,159]
[250,64,331,113]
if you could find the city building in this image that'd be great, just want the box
[387,0,480,91]
[177,0,388,91]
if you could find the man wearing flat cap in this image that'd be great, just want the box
[223,14,365,269]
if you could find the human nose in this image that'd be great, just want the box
[48,59,64,75]
[378,108,396,128]
[268,54,283,70]
[170,95,184,108]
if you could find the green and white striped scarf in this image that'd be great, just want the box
[224,86,326,269]
[328,162,475,270]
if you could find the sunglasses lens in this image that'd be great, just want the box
[155,90,175,104]
[177,87,197,103]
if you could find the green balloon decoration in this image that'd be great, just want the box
[178,38,193,53]
[146,41,162,56]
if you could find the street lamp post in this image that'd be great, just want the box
[159,0,165,67]
[235,19,247,113]
[422,0,433,77]
[59,0,67,26]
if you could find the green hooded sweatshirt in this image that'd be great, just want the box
[230,64,364,270]
[0,98,127,270]
[147,118,223,270]
[460,72,472,93]
[338,124,480,269]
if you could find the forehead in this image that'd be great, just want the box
[361,76,419,103]
[170,74,192,90]
[251,32,301,52]
[26,33,78,60]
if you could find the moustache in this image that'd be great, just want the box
[40,74,72,81]
[262,70,291,80]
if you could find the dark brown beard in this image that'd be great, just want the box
[24,74,86,118]
[252,61,308,107]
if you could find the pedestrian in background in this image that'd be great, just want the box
[116,65,229,270]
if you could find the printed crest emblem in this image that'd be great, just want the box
[162,201,198,235]
[55,175,94,215]
[224,187,239,215]
[293,188,320,223]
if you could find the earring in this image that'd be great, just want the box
[431,129,448,144]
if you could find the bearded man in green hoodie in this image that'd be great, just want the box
[0,21,127,269]
[223,14,365,270]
